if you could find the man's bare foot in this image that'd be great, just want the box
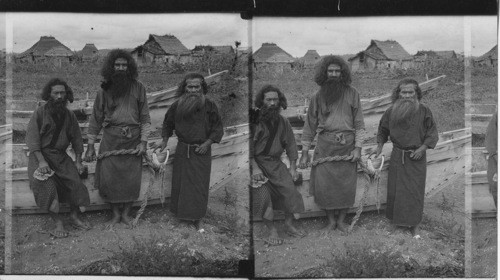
[50,220,69,238]
[284,224,307,238]
[121,214,133,227]
[264,227,283,246]
[336,222,349,233]
[409,226,418,236]
[193,220,202,230]
[69,216,92,230]
[318,222,336,237]
[104,215,120,230]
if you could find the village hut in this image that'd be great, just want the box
[348,39,414,72]
[475,45,498,67]
[80,43,99,62]
[131,34,191,65]
[300,50,321,69]
[253,43,295,71]
[17,36,74,64]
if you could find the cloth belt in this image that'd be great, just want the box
[319,131,354,145]
[393,145,416,165]
[107,125,139,139]
[178,141,200,158]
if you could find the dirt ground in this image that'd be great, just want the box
[471,218,497,277]
[253,177,465,277]
[7,170,250,275]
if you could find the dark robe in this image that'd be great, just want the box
[301,87,365,209]
[377,103,439,226]
[26,105,90,212]
[162,98,223,220]
[253,114,305,215]
[485,111,497,206]
[88,80,151,203]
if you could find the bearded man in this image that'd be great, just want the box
[485,111,497,207]
[298,55,365,234]
[153,73,223,230]
[84,49,151,228]
[27,78,91,237]
[252,85,306,241]
[374,78,438,236]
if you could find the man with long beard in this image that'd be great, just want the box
[153,73,223,230]
[84,49,151,229]
[298,55,365,234]
[374,78,438,236]
[252,85,306,242]
[27,78,91,237]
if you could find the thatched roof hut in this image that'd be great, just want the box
[475,45,498,66]
[349,39,413,72]
[18,36,74,63]
[131,34,191,65]
[300,50,321,68]
[253,43,295,71]
[81,43,99,61]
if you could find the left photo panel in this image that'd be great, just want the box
[3,13,251,276]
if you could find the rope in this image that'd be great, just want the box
[95,148,169,227]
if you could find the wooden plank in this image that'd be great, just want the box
[471,171,496,218]
[468,103,497,114]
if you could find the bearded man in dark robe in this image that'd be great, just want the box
[153,73,223,230]
[298,55,365,234]
[84,49,151,229]
[374,78,439,236]
[27,78,91,237]
[252,85,306,243]
[485,111,497,207]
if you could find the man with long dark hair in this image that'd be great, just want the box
[27,78,91,237]
[252,85,306,242]
[298,55,365,234]
[374,78,438,236]
[153,72,223,230]
[84,49,151,229]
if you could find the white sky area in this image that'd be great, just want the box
[253,16,498,57]
[4,13,249,53]
[0,14,496,57]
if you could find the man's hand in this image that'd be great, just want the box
[252,173,267,182]
[83,145,96,162]
[410,145,427,160]
[195,139,213,155]
[298,151,310,169]
[369,144,384,159]
[37,160,51,174]
[149,137,168,152]
[289,167,299,181]
[136,141,147,156]
[350,147,361,162]
[75,161,86,174]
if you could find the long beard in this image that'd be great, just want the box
[46,98,68,120]
[319,78,348,106]
[108,71,132,99]
[390,98,420,127]
[259,105,281,123]
[176,93,205,120]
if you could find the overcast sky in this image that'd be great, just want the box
[1,14,497,57]
[4,13,249,53]
[253,16,497,57]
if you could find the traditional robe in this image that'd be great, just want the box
[485,111,497,206]
[253,114,305,216]
[377,103,439,226]
[301,88,365,209]
[88,80,151,203]
[27,105,90,212]
[162,98,223,220]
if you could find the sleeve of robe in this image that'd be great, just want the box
[485,111,497,157]
[207,101,224,144]
[301,95,319,150]
[161,101,177,139]
[87,91,105,143]
[68,111,84,155]
[282,118,298,162]
[137,85,152,142]
[422,107,439,149]
[352,89,366,148]
[26,108,43,153]
[376,108,391,144]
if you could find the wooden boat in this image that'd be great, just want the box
[252,127,470,219]
[7,123,249,214]
[7,70,229,136]
[1,124,13,175]
[465,103,496,134]
[470,147,496,218]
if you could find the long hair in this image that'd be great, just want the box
[41,78,74,103]
[175,73,208,97]
[100,49,138,81]
[254,84,287,109]
[314,55,352,86]
[391,78,423,103]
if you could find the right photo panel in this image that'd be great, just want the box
[249,16,487,278]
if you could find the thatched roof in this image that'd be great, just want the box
[81,43,98,56]
[267,53,295,63]
[366,40,412,61]
[213,45,234,54]
[435,51,457,59]
[44,46,73,57]
[20,36,73,57]
[253,43,295,63]
[302,50,321,64]
[477,45,498,61]
[146,34,190,55]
